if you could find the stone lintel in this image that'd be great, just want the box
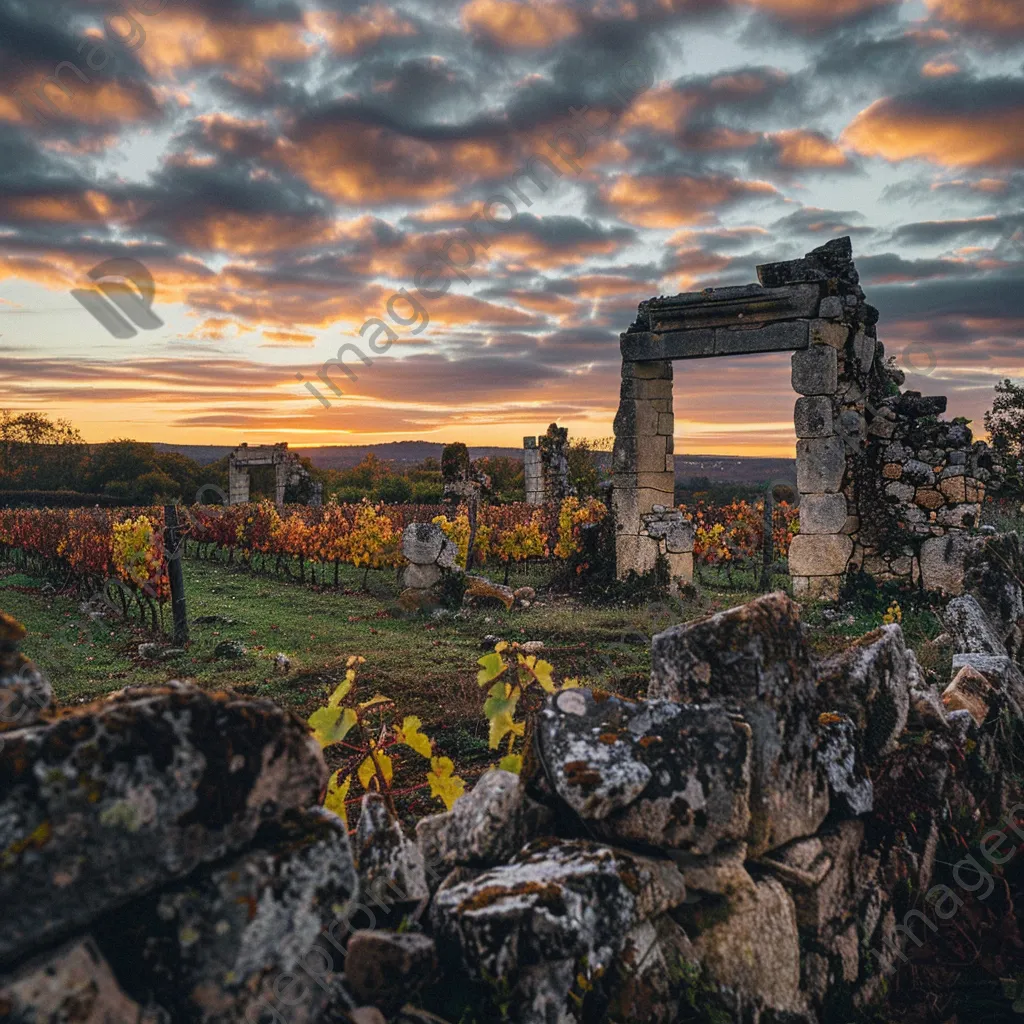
[621,320,811,362]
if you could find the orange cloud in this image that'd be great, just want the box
[461,0,580,47]
[771,130,850,168]
[310,6,418,53]
[0,75,156,126]
[621,86,697,133]
[602,174,778,228]
[926,0,1024,35]
[843,96,1024,167]
[921,60,961,78]
[261,329,317,347]
[169,212,344,255]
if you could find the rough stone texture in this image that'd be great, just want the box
[788,533,853,577]
[798,493,849,535]
[920,533,969,595]
[94,809,357,1024]
[431,839,686,1019]
[463,575,515,610]
[344,931,438,1011]
[536,688,751,854]
[0,612,51,734]
[816,626,914,763]
[0,937,165,1023]
[942,666,991,726]
[816,714,873,816]
[792,345,838,396]
[0,682,326,965]
[794,396,834,438]
[402,523,445,565]
[650,594,829,857]
[416,769,548,869]
[401,562,443,590]
[687,877,807,1017]
[797,436,846,493]
[356,794,428,911]
[945,594,1008,657]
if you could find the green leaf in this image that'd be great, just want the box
[477,651,507,687]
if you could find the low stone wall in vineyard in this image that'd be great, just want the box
[3,536,1024,1023]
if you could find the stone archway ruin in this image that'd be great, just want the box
[227,442,322,506]
[612,237,995,598]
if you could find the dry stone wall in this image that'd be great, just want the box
[3,577,1023,1022]
[613,237,997,597]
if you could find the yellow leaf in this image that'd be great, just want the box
[324,772,352,827]
[358,750,394,790]
[498,754,522,774]
[395,715,433,758]
[487,708,517,750]
[308,706,358,747]
[359,693,393,710]
[427,756,466,810]
[495,640,508,653]
[327,677,353,708]
[518,654,556,694]
[476,651,507,687]
[560,677,582,689]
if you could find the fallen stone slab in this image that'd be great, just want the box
[94,808,357,1024]
[536,688,751,855]
[463,576,515,610]
[944,594,1008,657]
[0,682,326,965]
[942,665,992,727]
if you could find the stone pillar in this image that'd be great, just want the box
[789,318,853,600]
[274,463,287,504]
[523,437,544,504]
[228,459,250,506]
[612,359,677,579]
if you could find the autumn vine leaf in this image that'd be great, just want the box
[324,772,352,826]
[395,715,433,758]
[428,757,466,810]
[308,705,358,747]
[358,747,394,790]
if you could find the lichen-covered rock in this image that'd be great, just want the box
[356,793,428,911]
[343,931,438,1012]
[685,877,808,1018]
[650,594,828,856]
[0,639,51,736]
[415,769,549,871]
[536,688,751,854]
[94,809,357,1023]
[463,576,515,610]
[961,531,1024,664]
[431,839,686,1021]
[816,625,913,762]
[402,523,445,564]
[942,665,992,726]
[0,937,167,1023]
[945,594,1009,657]
[816,713,873,816]
[0,683,326,965]
[950,652,1024,715]
[919,533,969,595]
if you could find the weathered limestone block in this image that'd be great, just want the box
[355,794,428,911]
[613,399,661,438]
[944,594,1008,657]
[536,688,751,854]
[810,319,848,350]
[792,345,838,396]
[402,523,446,564]
[622,359,672,380]
[852,329,875,373]
[344,931,438,1012]
[0,612,52,734]
[796,436,846,493]
[0,683,326,965]
[816,626,914,762]
[920,533,969,595]
[794,396,834,438]
[416,769,549,870]
[950,652,1024,714]
[95,809,357,1024]
[687,878,807,1017]
[650,594,829,856]
[0,937,165,1023]
[401,562,442,590]
[788,534,853,576]
[816,714,873,815]
[818,295,845,318]
[431,840,686,1018]
[798,493,849,535]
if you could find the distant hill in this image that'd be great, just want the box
[153,441,795,484]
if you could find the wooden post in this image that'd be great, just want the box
[164,504,189,645]
[760,486,774,592]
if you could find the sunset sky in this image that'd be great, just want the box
[1,0,1022,455]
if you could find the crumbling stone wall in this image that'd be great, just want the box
[228,441,322,506]
[613,237,996,597]
[4,572,1024,1023]
[523,423,572,504]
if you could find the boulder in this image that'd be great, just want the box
[355,794,428,912]
[945,594,1008,657]
[961,532,1024,663]
[650,594,829,857]
[942,666,992,726]
[213,639,246,659]
[0,937,166,1023]
[402,523,445,565]
[0,613,51,734]
[397,588,441,614]
[431,839,686,1016]
[402,562,443,590]
[536,688,751,854]
[94,809,357,1024]
[816,713,873,816]
[343,931,438,1012]
[0,683,326,965]
[816,626,913,762]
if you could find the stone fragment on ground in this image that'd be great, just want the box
[356,793,429,912]
[344,931,438,1011]
[462,575,515,609]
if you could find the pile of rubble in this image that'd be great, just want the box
[2,566,1023,1021]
